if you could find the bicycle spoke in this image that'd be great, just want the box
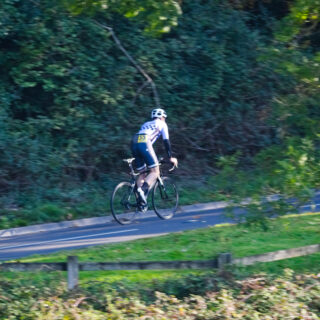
[152,176,178,220]
[111,182,138,225]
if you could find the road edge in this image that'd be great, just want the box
[0,200,229,238]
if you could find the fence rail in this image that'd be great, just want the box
[1,244,319,290]
[233,244,320,266]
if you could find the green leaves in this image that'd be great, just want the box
[275,0,320,42]
[62,0,182,36]
[0,269,320,319]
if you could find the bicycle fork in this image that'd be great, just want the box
[157,177,168,200]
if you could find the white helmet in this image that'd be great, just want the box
[151,108,167,119]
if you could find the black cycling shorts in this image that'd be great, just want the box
[131,134,159,171]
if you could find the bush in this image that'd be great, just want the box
[0,269,319,319]
[210,136,320,229]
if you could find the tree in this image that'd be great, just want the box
[60,0,183,108]
[275,0,320,42]
[61,0,182,36]
[219,0,320,229]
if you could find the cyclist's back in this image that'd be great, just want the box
[137,118,169,144]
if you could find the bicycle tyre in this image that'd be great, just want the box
[110,181,138,225]
[152,176,179,220]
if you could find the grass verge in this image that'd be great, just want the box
[7,212,318,283]
[20,212,320,263]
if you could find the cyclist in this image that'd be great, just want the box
[131,108,178,206]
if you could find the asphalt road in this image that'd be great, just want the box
[0,207,232,261]
[1,196,320,262]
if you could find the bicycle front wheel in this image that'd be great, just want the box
[152,176,179,220]
[110,182,138,225]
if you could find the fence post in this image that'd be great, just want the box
[217,253,232,270]
[67,256,79,290]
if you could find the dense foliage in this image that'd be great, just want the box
[0,270,319,319]
[62,0,182,36]
[210,0,320,227]
[0,0,319,224]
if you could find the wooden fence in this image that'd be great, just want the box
[0,244,319,290]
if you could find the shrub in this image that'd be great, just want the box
[0,269,319,319]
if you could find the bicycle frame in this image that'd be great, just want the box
[127,159,169,204]
[111,158,178,224]
[125,158,164,186]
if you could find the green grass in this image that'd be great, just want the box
[2,212,320,291]
[2,253,319,293]
[177,178,226,205]
[0,269,200,287]
[79,251,320,284]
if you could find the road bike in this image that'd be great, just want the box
[110,158,179,225]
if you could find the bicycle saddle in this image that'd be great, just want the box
[123,158,135,164]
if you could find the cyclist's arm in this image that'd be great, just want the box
[161,123,172,158]
[163,136,178,168]
[161,122,178,166]
[163,139,173,158]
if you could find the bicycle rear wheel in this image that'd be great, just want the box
[152,176,178,220]
[110,182,138,225]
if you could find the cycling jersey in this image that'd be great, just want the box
[138,119,169,144]
[131,118,172,171]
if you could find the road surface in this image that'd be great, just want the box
[1,197,319,261]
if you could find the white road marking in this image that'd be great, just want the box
[0,229,139,251]
[301,204,319,209]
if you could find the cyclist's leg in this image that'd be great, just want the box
[136,171,147,188]
[131,138,146,184]
[144,166,159,190]
[131,138,148,205]
[141,141,160,195]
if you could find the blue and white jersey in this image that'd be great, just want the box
[138,118,169,144]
